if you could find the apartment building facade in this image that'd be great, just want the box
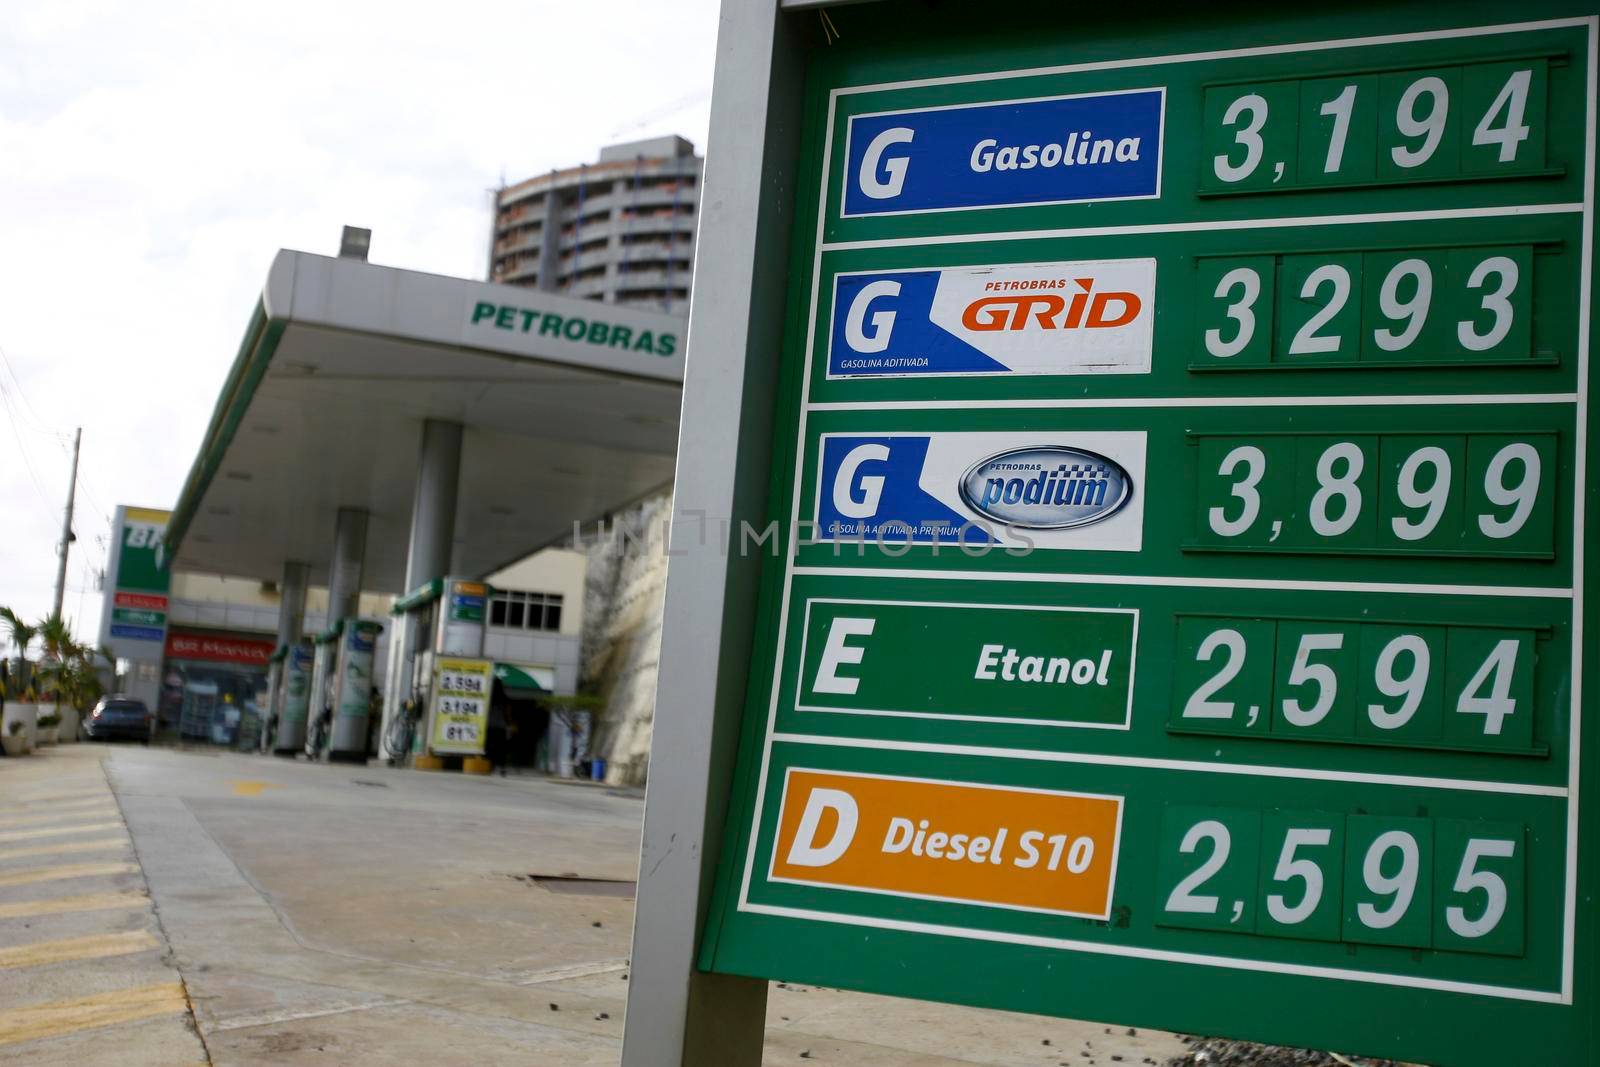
[489,135,701,315]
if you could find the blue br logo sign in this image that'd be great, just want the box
[843,87,1165,216]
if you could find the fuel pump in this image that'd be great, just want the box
[328,618,383,763]
[378,576,490,768]
[261,654,282,754]
[306,625,339,758]
[276,639,313,755]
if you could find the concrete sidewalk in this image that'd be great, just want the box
[0,743,208,1065]
[4,744,1186,1065]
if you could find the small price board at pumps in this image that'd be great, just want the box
[429,657,492,755]
[694,5,1600,1066]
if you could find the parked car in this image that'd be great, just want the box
[82,696,154,743]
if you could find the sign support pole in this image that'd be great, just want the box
[619,2,810,1063]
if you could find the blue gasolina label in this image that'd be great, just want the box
[841,87,1165,216]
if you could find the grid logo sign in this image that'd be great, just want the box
[701,10,1599,1067]
[827,259,1156,378]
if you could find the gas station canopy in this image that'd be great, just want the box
[165,250,686,591]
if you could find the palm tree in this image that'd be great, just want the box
[33,616,74,709]
[34,657,65,710]
[36,615,73,665]
[57,652,102,715]
[32,636,103,729]
[0,607,38,700]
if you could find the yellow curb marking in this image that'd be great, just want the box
[0,930,159,970]
[0,982,188,1046]
[6,791,111,807]
[0,838,130,862]
[229,780,283,797]
[6,793,115,811]
[0,806,118,830]
[0,891,147,920]
[0,862,139,888]
[0,821,123,844]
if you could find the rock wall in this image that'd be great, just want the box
[581,493,671,787]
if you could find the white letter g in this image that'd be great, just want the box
[859,127,914,200]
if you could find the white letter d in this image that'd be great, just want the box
[785,788,859,868]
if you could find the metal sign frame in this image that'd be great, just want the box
[622,3,1600,1065]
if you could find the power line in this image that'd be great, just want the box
[0,339,63,439]
[6,405,115,528]
[76,473,113,528]
[0,372,68,443]
[49,426,116,528]
[0,335,73,517]
[75,555,88,632]
[0,381,56,511]
[56,431,111,518]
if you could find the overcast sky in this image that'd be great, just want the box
[0,0,720,645]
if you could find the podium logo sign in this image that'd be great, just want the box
[816,431,1146,550]
[959,445,1134,530]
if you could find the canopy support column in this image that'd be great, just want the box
[327,507,368,624]
[271,560,309,755]
[381,419,464,759]
[327,507,370,763]
[405,420,463,589]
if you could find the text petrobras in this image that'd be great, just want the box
[841,87,1164,216]
[814,432,1147,551]
[828,259,1156,378]
[469,300,678,357]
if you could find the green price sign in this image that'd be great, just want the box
[1192,431,1558,555]
[1170,613,1545,753]
[1200,60,1554,193]
[1194,244,1540,369]
[693,5,1600,1066]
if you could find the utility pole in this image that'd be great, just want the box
[51,427,81,622]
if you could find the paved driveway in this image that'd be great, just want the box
[2,743,1185,1066]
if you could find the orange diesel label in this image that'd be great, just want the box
[769,769,1123,919]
